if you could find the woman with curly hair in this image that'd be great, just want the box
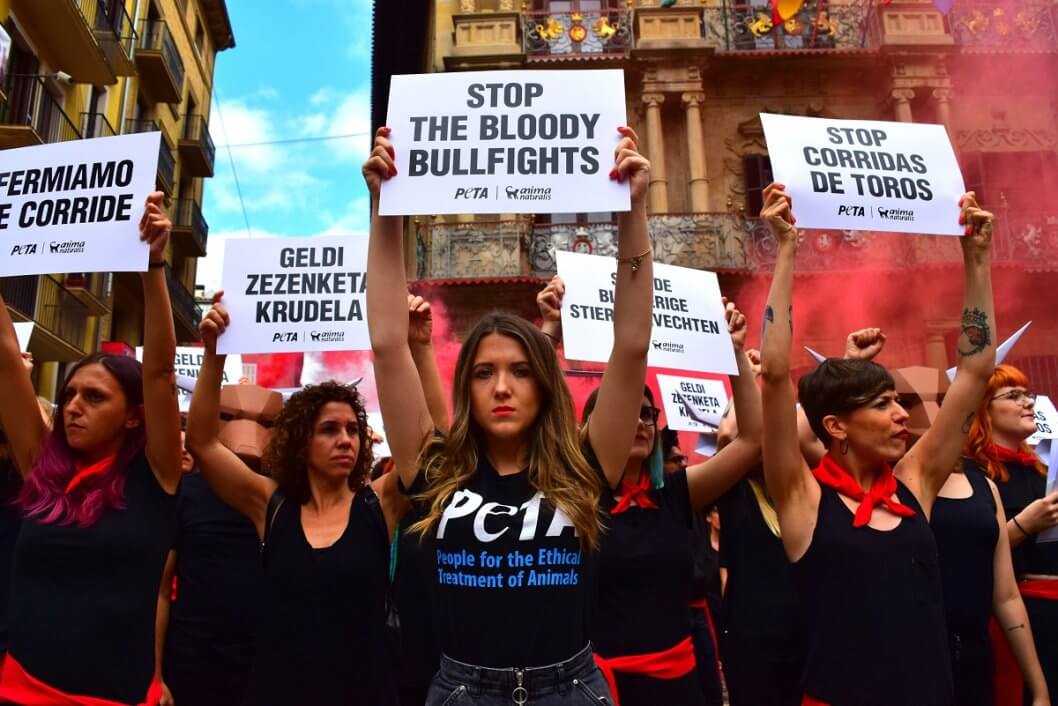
[186,294,400,706]
[961,364,1058,702]
[364,124,653,705]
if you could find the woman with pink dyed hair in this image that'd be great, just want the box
[0,193,184,706]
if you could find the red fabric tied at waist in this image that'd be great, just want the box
[0,653,162,706]
[802,696,829,706]
[593,637,696,706]
[1019,578,1058,601]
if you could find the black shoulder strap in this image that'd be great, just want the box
[967,466,997,513]
[260,489,286,558]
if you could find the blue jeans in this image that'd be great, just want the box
[426,644,613,705]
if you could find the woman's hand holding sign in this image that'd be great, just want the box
[724,297,747,352]
[139,191,171,265]
[610,127,649,205]
[363,127,397,197]
[199,292,231,355]
[958,191,994,261]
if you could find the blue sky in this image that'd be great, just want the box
[198,0,373,293]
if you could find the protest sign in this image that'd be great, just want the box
[1028,395,1058,446]
[695,433,718,458]
[380,69,629,216]
[367,412,391,459]
[1038,440,1058,544]
[13,322,33,352]
[657,374,728,433]
[556,251,737,375]
[0,132,160,276]
[218,235,369,355]
[137,346,244,412]
[759,113,964,236]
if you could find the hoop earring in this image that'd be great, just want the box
[840,438,849,455]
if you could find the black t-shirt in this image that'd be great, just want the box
[164,472,262,697]
[591,469,695,657]
[243,487,396,706]
[9,452,176,703]
[980,459,1058,577]
[0,460,22,654]
[717,478,802,657]
[423,455,598,668]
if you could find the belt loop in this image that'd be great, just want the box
[556,660,567,693]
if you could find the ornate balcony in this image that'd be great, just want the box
[949,1,1058,53]
[94,0,137,76]
[80,111,116,139]
[522,9,633,61]
[416,211,1058,281]
[707,0,872,53]
[125,118,176,193]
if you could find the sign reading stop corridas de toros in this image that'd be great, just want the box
[379,69,630,216]
[218,235,369,354]
[0,132,160,276]
[760,113,965,236]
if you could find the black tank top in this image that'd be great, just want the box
[791,480,953,706]
[9,452,176,703]
[242,487,396,706]
[931,466,998,637]
[0,460,22,654]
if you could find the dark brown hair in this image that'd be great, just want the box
[799,359,895,445]
[262,382,373,504]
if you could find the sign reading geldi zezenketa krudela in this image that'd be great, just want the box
[218,235,369,355]
[0,132,161,276]
[379,69,630,216]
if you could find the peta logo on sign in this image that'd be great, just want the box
[271,331,298,343]
[437,489,576,542]
[454,187,489,200]
[10,244,37,256]
[837,205,865,217]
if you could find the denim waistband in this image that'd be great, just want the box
[437,643,598,693]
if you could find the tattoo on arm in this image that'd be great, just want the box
[762,304,775,339]
[1006,623,1025,633]
[788,304,793,334]
[962,412,974,434]
[958,307,992,357]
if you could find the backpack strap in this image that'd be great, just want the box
[260,489,286,560]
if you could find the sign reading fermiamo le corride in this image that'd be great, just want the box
[0,132,161,276]
[380,69,630,216]
[760,113,965,236]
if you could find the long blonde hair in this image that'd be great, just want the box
[409,312,603,550]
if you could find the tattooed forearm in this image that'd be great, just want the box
[762,304,775,339]
[1006,623,1025,633]
[962,412,974,434]
[788,304,793,334]
[957,307,992,357]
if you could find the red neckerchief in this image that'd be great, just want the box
[610,472,658,515]
[811,453,915,527]
[64,455,117,494]
[983,443,1039,467]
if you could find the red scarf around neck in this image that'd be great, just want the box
[812,453,915,527]
[64,455,117,495]
[982,443,1039,467]
[611,472,658,515]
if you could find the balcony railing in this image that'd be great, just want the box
[417,211,1058,280]
[64,272,112,315]
[137,19,185,102]
[523,9,633,60]
[38,276,89,350]
[165,263,202,334]
[0,76,82,145]
[91,0,137,73]
[125,118,176,191]
[180,114,216,177]
[0,276,39,320]
[950,1,1058,52]
[80,111,116,139]
[710,0,872,52]
[172,198,209,257]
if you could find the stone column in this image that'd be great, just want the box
[682,92,709,212]
[892,88,915,123]
[642,93,669,214]
[932,89,953,135]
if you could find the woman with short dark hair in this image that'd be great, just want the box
[759,183,996,706]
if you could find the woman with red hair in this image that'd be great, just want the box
[963,364,1058,702]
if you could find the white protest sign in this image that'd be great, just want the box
[1037,440,1058,544]
[1028,395,1058,446]
[367,412,392,460]
[380,69,629,216]
[13,322,33,352]
[218,235,369,354]
[759,113,964,236]
[657,374,728,433]
[137,346,244,412]
[556,251,737,375]
[695,433,718,457]
[0,132,160,275]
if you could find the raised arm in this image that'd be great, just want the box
[185,294,276,537]
[686,301,762,510]
[0,296,46,475]
[364,127,433,489]
[988,480,1051,706]
[408,294,450,433]
[140,193,183,494]
[586,127,654,488]
[758,183,819,561]
[899,193,995,512]
[537,276,564,349]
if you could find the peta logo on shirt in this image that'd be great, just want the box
[437,489,576,542]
